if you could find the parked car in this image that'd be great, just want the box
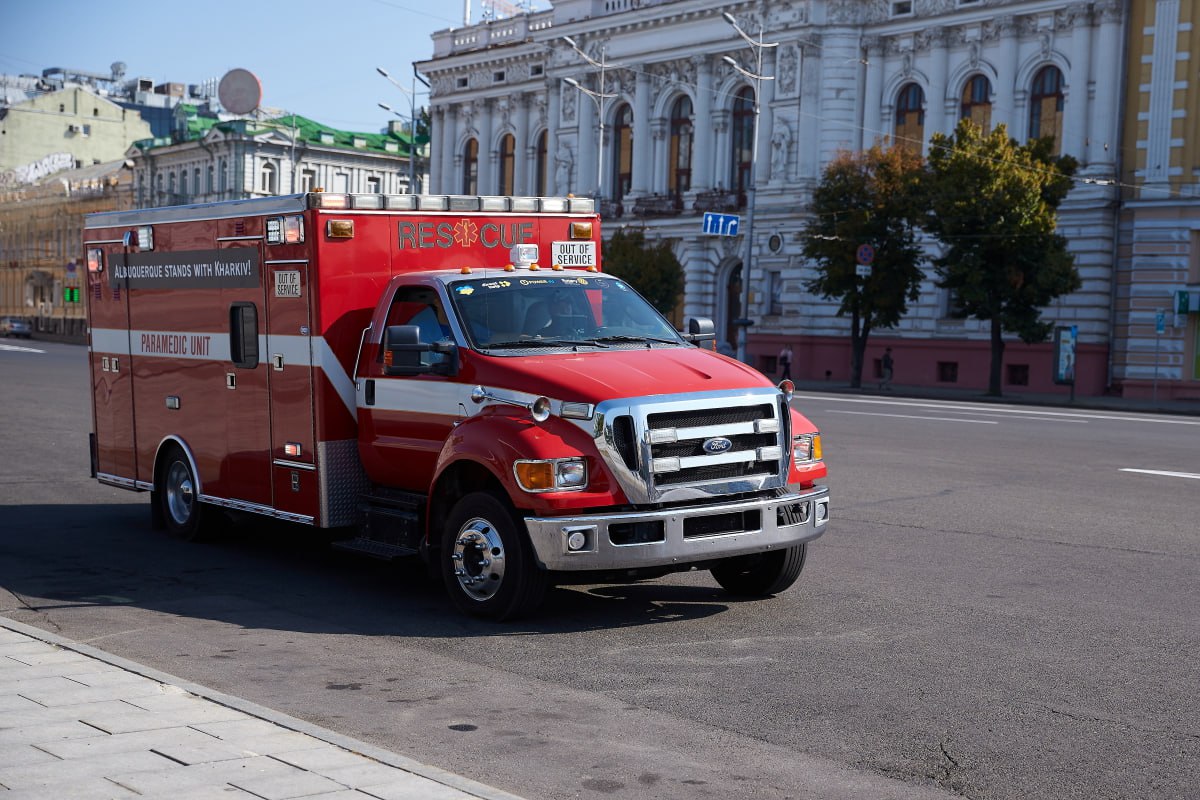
[0,317,32,338]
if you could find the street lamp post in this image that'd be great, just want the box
[561,36,617,198]
[723,12,776,365]
[377,66,430,194]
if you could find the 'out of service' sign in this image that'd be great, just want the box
[551,241,596,268]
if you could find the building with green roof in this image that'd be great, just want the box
[126,105,424,208]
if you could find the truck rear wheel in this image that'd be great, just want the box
[156,445,208,541]
[711,544,807,596]
[441,491,548,621]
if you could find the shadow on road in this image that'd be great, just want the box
[0,502,733,637]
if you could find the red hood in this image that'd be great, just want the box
[466,346,774,404]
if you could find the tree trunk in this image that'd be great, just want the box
[988,317,1005,396]
[849,311,864,388]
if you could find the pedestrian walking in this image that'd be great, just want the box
[778,344,793,381]
[880,347,894,391]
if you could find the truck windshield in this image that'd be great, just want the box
[448,274,685,351]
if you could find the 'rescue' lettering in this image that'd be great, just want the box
[398,220,534,249]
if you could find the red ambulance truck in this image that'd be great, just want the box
[84,192,829,619]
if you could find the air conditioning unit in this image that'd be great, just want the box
[67,124,80,134]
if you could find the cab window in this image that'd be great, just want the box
[383,286,451,366]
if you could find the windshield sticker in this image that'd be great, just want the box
[455,285,475,295]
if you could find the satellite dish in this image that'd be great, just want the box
[218,68,262,115]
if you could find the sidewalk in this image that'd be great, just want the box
[0,618,524,800]
[787,379,1200,416]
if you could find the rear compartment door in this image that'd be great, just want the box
[265,258,317,522]
[88,249,137,484]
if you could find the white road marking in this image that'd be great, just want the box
[826,410,998,424]
[794,393,1200,426]
[0,343,45,353]
[936,409,1089,423]
[1119,468,1200,480]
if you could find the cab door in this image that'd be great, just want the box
[359,284,461,491]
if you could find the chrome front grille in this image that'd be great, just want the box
[594,389,789,504]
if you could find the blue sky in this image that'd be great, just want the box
[1,0,546,133]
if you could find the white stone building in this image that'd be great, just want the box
[418,0,1130,396]
[126,110,421,209]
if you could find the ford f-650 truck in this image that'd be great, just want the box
[84,192,829,619]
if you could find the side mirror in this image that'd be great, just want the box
[383,325,459,376]
[685,317,716,343]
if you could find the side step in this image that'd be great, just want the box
[331,488,428,561]
[332,537,418,560]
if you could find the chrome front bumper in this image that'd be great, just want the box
[524,486,829,572]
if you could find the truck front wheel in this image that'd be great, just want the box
[441,492,548,620]
[711,544,807,596]
[156,445,207,541]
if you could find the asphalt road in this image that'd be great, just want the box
[2,340,1197,800]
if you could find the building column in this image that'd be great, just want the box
[444,103,461,193]
[576,84,597,197]
[756,47,777,184]
[798,37,822,181]
[713,110,731,191]
[861,36,884,148]
[545,80,562,194]
[1065,6,1094,163]
[478,99,495,194]
[514,93,530,195]
[993,16,1020,134]
[927,28,950,138]
[651,118,669,194]
[1089,0,1126,171]
[692,56,715,192]
[630,67,652,196]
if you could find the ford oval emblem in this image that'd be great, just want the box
[702,437,733,454]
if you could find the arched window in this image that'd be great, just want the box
[169,172,177,198]
[206,165,214,194]
[612,103,633,201]
[960,75,992,132]
[462,138,479,195]
[730,87,755,208]
[497,133,515,195]
[534,130,548,195]
[194,168,201,196]
[180,169,188,199]
[895,83,925,152]
[669,95,694,206]
[1029,65,1064,154]
[259,162,276,194]
[218,158,228,194]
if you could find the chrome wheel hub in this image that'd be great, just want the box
[165,461,194,526]
[451,517,506,601]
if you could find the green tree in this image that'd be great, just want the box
[602,228,684,315]
[925,120,1080,396]
[801,144,926,388]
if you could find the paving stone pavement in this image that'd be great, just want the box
[0,618,525,800]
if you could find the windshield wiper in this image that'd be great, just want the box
[592,334,681,346]
[484,338,610,349]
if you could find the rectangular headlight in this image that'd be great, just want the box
[793,433,820,465]
[514,458,587,492]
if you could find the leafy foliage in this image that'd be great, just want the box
[800,143,926,387]
[924,120,1080,395]
[602,228,684,315]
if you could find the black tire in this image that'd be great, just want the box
[711,544,807,596]
[156,445,208,541]
[440,491,548,621]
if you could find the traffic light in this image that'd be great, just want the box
[63,286,80,303]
